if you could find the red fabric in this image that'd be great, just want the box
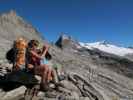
[28,48,40,66]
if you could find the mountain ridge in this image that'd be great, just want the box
[80,41,133,57]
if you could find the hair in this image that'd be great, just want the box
[42,45,52,60]
[45,51,52,60]
[28,39,39,48]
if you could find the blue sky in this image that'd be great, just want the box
[0,0,133,47]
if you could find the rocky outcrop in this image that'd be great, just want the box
[2,86,26,100]
[0,10,43,59]
[125,53,133,61]
[55,33,81,51]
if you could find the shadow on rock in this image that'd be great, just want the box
[0,70,39,92]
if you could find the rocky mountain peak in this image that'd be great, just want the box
[97,40,110,45]
[55,33,80,49]
[0,10,21,23]
[55,33,71,48]
[1,10,17,17]
[0,10,42,39]
[60,33,72,40]
[5,10,17,17]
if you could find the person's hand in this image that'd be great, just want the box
[28,64,34,69]
[44,43,50,49]
[41,56,44,59]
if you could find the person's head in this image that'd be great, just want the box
[45,51,52,60]
[28,39,39,49]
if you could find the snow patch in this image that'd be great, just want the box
[80,41,133,56]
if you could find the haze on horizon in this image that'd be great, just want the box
[0,0,133,47]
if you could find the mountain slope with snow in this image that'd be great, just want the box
[80,41,133,56]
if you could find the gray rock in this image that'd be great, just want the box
[60,80,80,93]
[80,97,91,100]
[2,86,26,100]
[37,91,45,98]
[0,89,6,98]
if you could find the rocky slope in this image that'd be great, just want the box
[0,10,43,59]
[0,11,133,100]
[52,34,133,100]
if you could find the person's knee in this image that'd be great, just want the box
[40,65,47,71]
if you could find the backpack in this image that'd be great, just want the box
[6,38,28,70]
[6,48,15,64]
[14,38,28,70]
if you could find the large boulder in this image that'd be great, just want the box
[2,86,26,100]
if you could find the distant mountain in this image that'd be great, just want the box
[55,33,81,51]
[80,41,133,57]
[0,10,43,59]
[128,46,133,49]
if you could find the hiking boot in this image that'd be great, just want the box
[40,84,50,92]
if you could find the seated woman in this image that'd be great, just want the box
[40,45,53,82]
[27,39,54,90]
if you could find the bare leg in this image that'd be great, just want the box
[47,67,52,83]
[34,65,49,89]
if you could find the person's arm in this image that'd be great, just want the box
[41,44,50,57]
[30,50,42,59]
[27,50,42,69]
